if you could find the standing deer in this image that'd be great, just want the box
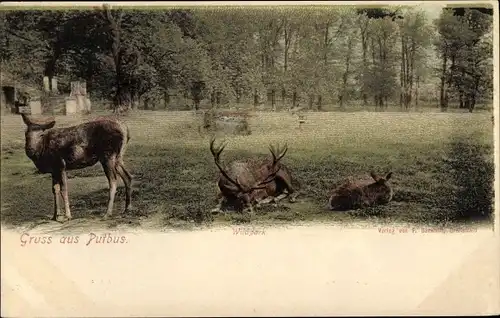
[20,113,133,222]
[209,137,299,214]
[327,171,393,211]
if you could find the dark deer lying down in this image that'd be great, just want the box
[327,171,393,211]
[209,137,299,213]
[20,113,133,221]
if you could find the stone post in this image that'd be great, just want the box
[43,76,50,92]
[70,81,90,113]
[64,97,78,115]
[51,77,58,93]
[29,100,42,115]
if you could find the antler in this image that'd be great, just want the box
[269,142,288,165]
[209,137,244,192]
[209,137,286,194]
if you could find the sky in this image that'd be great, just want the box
[419,2,446,21]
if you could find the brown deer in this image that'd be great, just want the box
[250,161,301,208]
[20,113,133,222]
[209,137,298,213]
[327,171,393,211]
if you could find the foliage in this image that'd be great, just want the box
[434,8,493,112]
[1,5,493,112]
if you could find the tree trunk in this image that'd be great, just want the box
[284,20,291,74]
[360,24,368,106]
[130,91,138,110]
[253,88,259,109]
[323,21,330,64]
[163,91,169,109]
[150,97,156,110]
[415,75,420,108]
[216,91,221,107]
[292,90,297,108]
[44,45,61,94]
[443,53,455,111]
[308,95,314,110]
[281,87,286,109]
[317,95,322,111]
[439,52,448,111]
[271,89,276,111]
[183,90,190,109]
[408,39,416,110]
[104,8,126,112]
[468,98,475,113]
[400,35,405,109]
[341,36,353,110]
[459,69,466,108]
[85,51,94,94]
[211,90,216,108]
[371,38,376,65]
[469,77,480,113]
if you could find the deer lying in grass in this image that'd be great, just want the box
[209,137,299,214]
[20,113,133,222]
[327,171,393,211]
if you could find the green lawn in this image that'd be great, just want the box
[0,109,495,233]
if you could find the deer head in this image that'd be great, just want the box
[209,137,287,196]
[370,171,392,184]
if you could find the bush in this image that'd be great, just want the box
[443,138,495,222]
[201,109,251,136]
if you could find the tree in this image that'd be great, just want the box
[365,17,399,109]
[397,8,432,110]
[336,8,360,109]
[434,8,493,112]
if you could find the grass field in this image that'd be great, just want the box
[0,109,496,233]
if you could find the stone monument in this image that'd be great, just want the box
[69,81,91,113]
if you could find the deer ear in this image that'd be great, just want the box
[385,172,393,180]
[370,171,378,181]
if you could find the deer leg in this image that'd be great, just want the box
[281,178,299,203]
[242,196,255,215]
[288,191,299,203]
[273,193,288,203]
[60,169,72,220]
[102,158,118,219]
[116,162,133,212]
[51,172,62,221]
[211,193,225,214]
[211,187,226,213]
[211,199,224,214]
[256,196,274,207]
[245,203,255,215]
